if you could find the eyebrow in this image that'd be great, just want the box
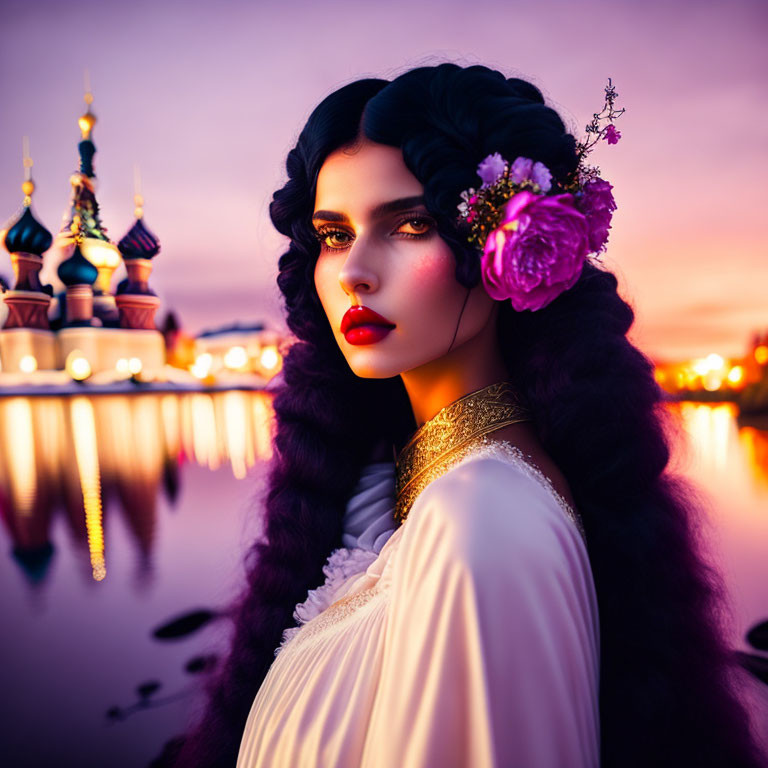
[312,195,426,224]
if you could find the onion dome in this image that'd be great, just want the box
[4,149,53,255]
[4,206,53,255]
[118,217,160,260]
[57,243,98,287]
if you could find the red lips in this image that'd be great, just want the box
[341,305,396,346]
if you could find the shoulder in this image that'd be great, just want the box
[402,454,585,578]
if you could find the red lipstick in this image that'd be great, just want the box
[341,305,396,346]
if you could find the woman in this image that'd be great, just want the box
[166,64,765,767]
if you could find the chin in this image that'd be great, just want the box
[340,345,412,379]
[345,358,403,379]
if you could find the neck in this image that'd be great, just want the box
[394,380,532,522]
[400,316,509,428]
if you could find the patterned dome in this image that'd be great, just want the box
[118,217,160,260]
[3,207,53,255]
[57,243,98,287]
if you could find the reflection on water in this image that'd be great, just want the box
[0,398,766,766]
[668,402,768,752]
[666,403,768,645]
[0,390,274,583]
[673,402,768,491]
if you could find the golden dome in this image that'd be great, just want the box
[78,110,96,140]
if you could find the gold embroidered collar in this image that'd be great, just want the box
[394,381,532,524]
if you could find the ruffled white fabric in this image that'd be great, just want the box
[274,462,398,655]
[240,442,601,768]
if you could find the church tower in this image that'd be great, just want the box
[50,85,121,326]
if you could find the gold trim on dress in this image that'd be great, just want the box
[393,380,587,544]
[394,381,532,523]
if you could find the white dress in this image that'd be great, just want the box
[237,438,601,767]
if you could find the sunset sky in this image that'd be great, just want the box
[0,0,766,362]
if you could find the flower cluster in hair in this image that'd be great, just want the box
[457,155,555,248]
[456,78,624,312]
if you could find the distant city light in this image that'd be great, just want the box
[260,345,279,371]
[727,366,744,384]
[224,345,248,370]
[116,358,130,374]
[66,351,92,381]
[692,354,725,376]
[755,346,768,365]
[190,352,213,379]
[128,357,142,375]
[19,355,37,373]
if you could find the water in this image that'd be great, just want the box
[0,390,274,767]
[0,395,766,766]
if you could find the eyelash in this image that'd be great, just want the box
[312,215,434,252]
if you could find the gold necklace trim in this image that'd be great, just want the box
[394,381,532,523]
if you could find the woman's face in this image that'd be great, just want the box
[312,138,496,379]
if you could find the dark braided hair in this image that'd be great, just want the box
[166,63,765,767]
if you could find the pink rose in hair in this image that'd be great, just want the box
[577,179,617,253]
[481,190,589,312]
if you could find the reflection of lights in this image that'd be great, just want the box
[252,392,275,460]
[2,398,37,515]
[739,427,768,491]
[224,346,248,370]
[679,402,737,474]
[0,391,281,576]
[223,391,250,478]
[190,393,220,470]
[70,397,106,581]
[66,350,91,381]
[190,352,213,379]
[755,346,768,365]
[128,357,142,375]
[19,355,37,373]
[161,394,181,458]
[260,345,279,371]
[727,366,744,385]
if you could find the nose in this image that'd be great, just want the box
[337,238,380,300]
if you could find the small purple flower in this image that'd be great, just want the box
[509,157,533,184]
[530,162,552,192]
[603,124,621,145]
[481,190,589,312]
[509,156,553,192]
[477,153,507,187]
[576,178,617,253]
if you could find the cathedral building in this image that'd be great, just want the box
[0,91,165,380]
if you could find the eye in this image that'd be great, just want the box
[312,214,435,252]
[393,215,435,238]
[313,227,354,251]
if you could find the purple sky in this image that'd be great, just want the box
[1,0,766,361]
